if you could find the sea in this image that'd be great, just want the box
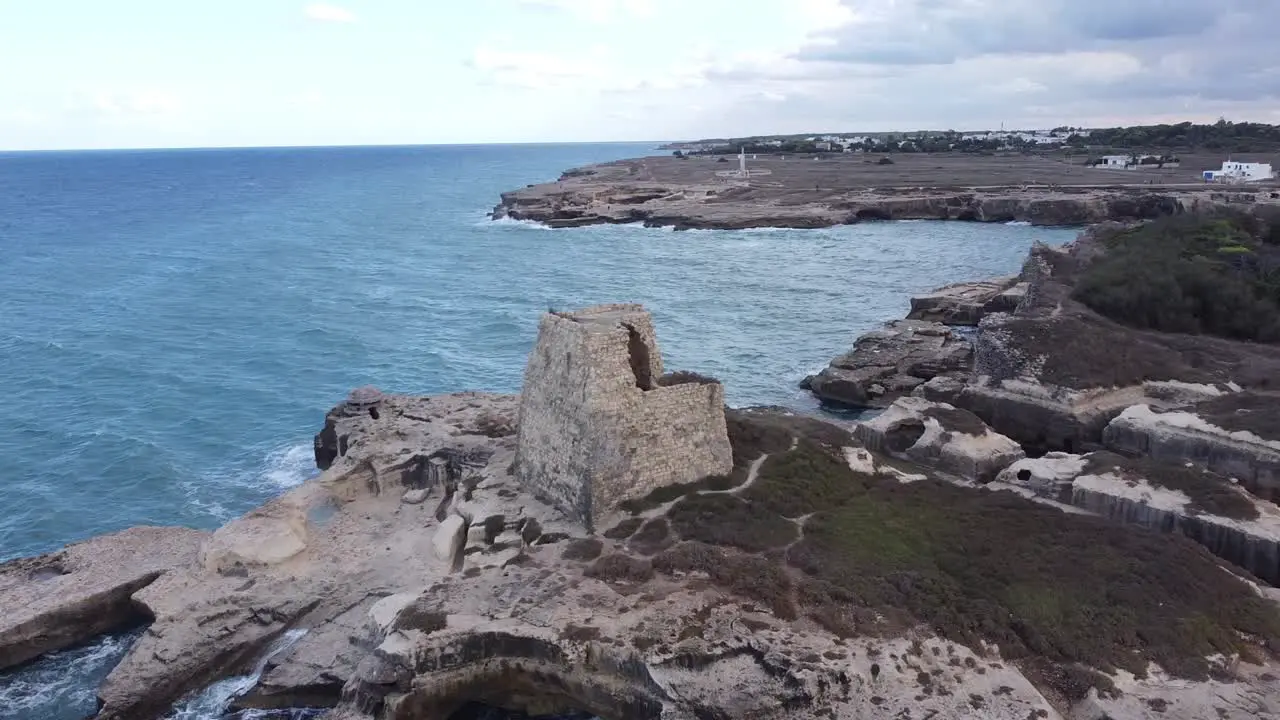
[0,142,1079,719]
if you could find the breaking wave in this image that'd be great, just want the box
[0,629,143,720]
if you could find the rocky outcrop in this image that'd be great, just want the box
[6,304,1280,720]
[891,233,1280,455]
[0,526,206,672]
[856,396,1025,483]
[4,389,1279,720]
[314,386,384,471]
[997,452,1280,586]
[801,320,971,408]
[1104,397,1280,502]
[906,276,1022,325]
[84,391,568,720]
[493,173,1206,230]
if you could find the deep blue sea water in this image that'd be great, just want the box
[0,143,1078,719]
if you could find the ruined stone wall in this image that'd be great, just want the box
[515,304,732,530]
[515,314,598,522]
[588,382,732,524]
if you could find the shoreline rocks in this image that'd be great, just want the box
[0,526,207,673]
[801,320,972,409]
[905,276,1023,325]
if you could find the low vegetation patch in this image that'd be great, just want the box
[1073,213,1280,343]
[787,478,1280,681]
[1085,452,1259,521]
[741,439,874,518]
[1195,391,1280,440]
[561,538,603,562]
[996,313,1221,389]
[657,413,1280,697]
[618,408,852,515]
[617,475,739,515]
[654,542,797,620]
[585,553,654,583]
[667,494,798,552]
[629,518,673,555]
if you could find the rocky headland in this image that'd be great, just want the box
[489,154,1278,230]
[4,279,1280,720]
[805,209,1280,595]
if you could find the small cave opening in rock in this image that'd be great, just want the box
[447,702,599,720]
[855,208,892,221]
[884,420,926,453]
[622,324,654,391]
[369,406,380,420]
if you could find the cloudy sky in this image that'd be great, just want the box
[1,0,1277,150]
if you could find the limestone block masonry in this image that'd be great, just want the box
[514,304,733,531]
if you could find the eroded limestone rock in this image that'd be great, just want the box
[0,526,206,672]
[1104,398,1280,502]
[802,320,972,409]
[857,396,1025,482]
[906,276,1019,326]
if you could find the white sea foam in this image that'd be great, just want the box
[1005,220,1032,226]
[167,629,307,720]
[485,215,552,230]
[0,630,141,719]
[262,443,316,490]
[182,442,315,523]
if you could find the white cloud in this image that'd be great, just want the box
[304,3,356,23]
[471,45,608,89]
[515,0,654,24]
[0,108,46,125]
[88,89,183,118]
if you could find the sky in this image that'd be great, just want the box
[1,0,1278,150]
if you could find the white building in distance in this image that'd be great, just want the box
[1099,155,1134,169]
[1203,161,1275,183]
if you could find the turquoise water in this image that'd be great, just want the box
[0,143,1078,718]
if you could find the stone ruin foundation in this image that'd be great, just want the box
[514,304,733,531]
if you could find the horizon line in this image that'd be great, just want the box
[0,139,671,154]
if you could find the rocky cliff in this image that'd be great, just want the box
[4,306,1280,720]
[493,183,1208,230]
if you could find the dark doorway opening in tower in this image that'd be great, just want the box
[622,324,654,391]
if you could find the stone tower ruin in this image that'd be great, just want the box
[514,304,733,531]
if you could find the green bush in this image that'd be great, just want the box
[1073,213,1280,343]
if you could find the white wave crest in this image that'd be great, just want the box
[0,630,142,720]
[167,629,307,720]
[181,442,315,523]
[484,215,552,230]
[1005,220,1032,226]
[261,444,315,490]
